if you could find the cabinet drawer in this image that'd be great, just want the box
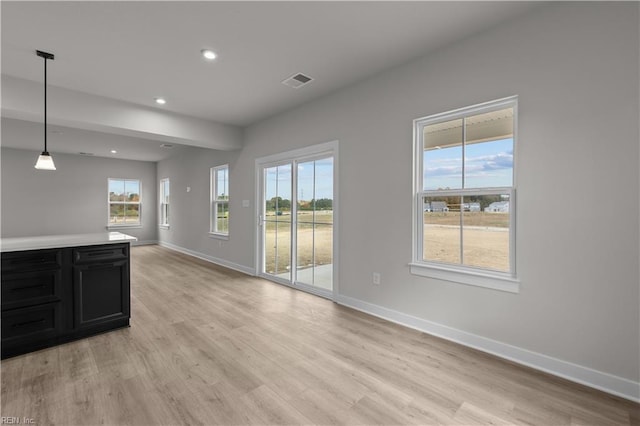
[2,303,61,342]
[2,269,61,309]
[1,249,61,273]
[73,244,128,264]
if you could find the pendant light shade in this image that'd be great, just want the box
[35,152,56,170]
[34,50,56,171]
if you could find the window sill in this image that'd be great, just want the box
[208,232,229,241]
[409,262,519,293]
[106,225,142,230]
[159,225,170,230]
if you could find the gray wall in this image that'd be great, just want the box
[1,148,157,243]
[158,2,639,385]
[156,147,243,267]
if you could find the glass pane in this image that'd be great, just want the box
[297,158,333,225]
[296,218,314,285]
[423,195,460,264]
[109,203,124,224]
[161,204,169,224]
[125,180,140,202]
[313,223,333,290]
[314,157,333,224]
[263,164,292,280]
[216,202,229,233]
[423,118,463,190]
[124,204,140,223]
[264,165,291,220]
[264,221,277,275]
[297,161,315,222]
[274,220,291,278]
[109,179,125,202]
[462,194,510,272]
[162,180,170,203]
[465,107,514,145]
[216,168,228,200]
[296,223,332,290]
[464,107,514,188]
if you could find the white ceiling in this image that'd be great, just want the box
[1,1,541,160]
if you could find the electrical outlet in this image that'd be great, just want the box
[372,272,381,285]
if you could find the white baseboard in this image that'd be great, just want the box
[336,294,640,403]
[158,240,254,276]
[131,239,158,246]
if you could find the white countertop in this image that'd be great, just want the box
[0,232,137,252]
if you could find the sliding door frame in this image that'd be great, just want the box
[255,140,339,301]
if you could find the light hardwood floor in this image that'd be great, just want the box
[1,245,638,425]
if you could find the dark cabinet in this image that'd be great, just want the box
[73,249,129,330]
[1,243,130,359]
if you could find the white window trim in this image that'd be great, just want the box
[210,164,229,237]
[159,178,170,229]
[107,178,142,228]
[411,96,519,293]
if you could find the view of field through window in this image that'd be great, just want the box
[109,178,141,225]
[423,194,510,271]
[421,105,514,272]
[211,166,229,234]
[263,157,333,290]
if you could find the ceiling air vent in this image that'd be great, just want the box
[78,152,94,156]
[282,73,313,89]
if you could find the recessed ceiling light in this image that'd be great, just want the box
[201,49,217,61]
[110,150,117,154]
[155,97,166,105]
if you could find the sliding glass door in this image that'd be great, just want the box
[258,143,336,296]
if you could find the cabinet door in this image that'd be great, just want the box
[73,260,130,330]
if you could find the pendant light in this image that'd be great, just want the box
[34,50,56,170]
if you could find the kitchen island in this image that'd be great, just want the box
[1,232,136,358]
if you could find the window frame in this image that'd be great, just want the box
[411,96,519,293]
[159,178,170,229]
[107,178,142,228]
[210,164,229,238]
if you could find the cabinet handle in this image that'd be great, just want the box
[87,251,115,257]
[12,318,45,328]
[11,284,46,292]
[11,257,47,265]
[86,263,114,269]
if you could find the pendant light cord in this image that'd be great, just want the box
[43,55,47,153]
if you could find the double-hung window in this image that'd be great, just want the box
[411,96,518,292]
[210,165,229,236]
[108,178,141,227]
[160,178,170,228]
